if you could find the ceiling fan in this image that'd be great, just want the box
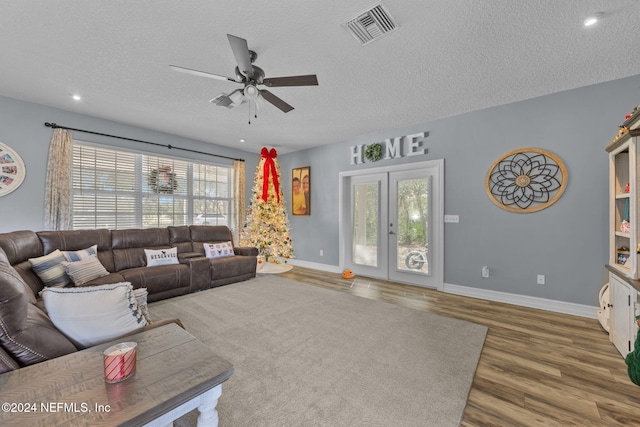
[170,34,318,116]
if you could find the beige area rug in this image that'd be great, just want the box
[148,276,488,427]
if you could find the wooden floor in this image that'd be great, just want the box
[281,266,640,426]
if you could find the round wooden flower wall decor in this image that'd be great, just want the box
[0,142,26,197]
[485,147,567,213]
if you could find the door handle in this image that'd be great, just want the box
[389,231,395,235]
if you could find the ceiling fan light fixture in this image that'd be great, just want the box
[210,94,232,107]
[229,89,245,106]
[244,84,259,100]
[584,12,603,27]
[254,93,267,110]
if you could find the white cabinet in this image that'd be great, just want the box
[606,130,640,278]
[608,272,637,357]
[607,109,640,357]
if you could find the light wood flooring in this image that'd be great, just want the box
[281,266,640,426]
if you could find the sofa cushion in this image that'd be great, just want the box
[0,230,43,265]
[119,263,190,296]
[37,229,115,273]
[0,248,77,366]
[189,226,234,255]
[209,255,257,280]
[62,255,110,285]
[168,225,192,254]
[28,250,71,288]
[40,282,148,349]
[112,228,171,271]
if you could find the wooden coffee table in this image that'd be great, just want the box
[0,323,233,426]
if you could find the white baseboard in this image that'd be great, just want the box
[287,259,343,274]
[443,282,599,319]
[287,261,599,319]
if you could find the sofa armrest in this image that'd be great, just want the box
[184,256,210,292]
[234,246,259,256]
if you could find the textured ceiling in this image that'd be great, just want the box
[1,1,640,153]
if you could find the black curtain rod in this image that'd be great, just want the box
[44,122,244,162]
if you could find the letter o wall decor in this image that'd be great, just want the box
[485,147,567,213]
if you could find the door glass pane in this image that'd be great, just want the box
[396,177,429,274]
[353,182,378,267]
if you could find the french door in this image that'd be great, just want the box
[339,160,443,289]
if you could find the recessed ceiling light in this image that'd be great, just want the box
[72,94,81,101]
[584,12,603,27]
[240,139,246,143]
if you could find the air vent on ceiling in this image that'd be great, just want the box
[343,3,397,46]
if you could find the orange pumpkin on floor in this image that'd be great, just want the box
[341,269,355,279]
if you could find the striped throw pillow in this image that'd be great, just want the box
[63,245,98,262]
[62,255,109,286]
[29,250,71,288]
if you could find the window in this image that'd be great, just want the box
[71,141,233,230]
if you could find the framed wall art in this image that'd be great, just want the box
[292,166,310,215]
[0,142,26,197]
[485,147,567,213]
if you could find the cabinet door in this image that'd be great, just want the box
[610,274,636,356]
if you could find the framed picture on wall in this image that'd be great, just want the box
[292,166,310,215]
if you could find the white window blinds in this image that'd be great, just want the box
[71,142,232,230]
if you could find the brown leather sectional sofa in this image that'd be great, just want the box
[0,225,258,373]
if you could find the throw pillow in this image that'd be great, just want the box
[203,241,235,259]
[144,247,179,267]
[133,288,151,323]
[40,282,148,348]
[62,244,98,262]
[28,250,71,288]
[61,255,109,286]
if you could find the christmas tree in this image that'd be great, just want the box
[240,147,293,263]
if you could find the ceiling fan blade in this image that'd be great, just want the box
[169,65,239,83]
[260,90,294,113]
[227,34,254,77]
[262,74,318,87]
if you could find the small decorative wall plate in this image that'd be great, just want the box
[0,142,26,197]
[485,147,567,213]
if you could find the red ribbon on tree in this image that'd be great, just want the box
[261,147,280,203]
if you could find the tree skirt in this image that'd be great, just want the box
[256,260,293,274]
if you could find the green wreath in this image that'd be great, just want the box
[149,166,178,194]
[364,143,383,162]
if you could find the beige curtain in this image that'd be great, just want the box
[44,129,73,230]
[232,159,246,242]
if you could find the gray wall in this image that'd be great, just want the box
[4,73,640,307]
[0,95,258,232]
[280,73,640,306]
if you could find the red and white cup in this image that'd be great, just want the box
[103,342,137,383]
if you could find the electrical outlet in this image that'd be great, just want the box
[320,249,323,256]
[444,215,460,223]
[481,266,489,278]
[537,274,545,285]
